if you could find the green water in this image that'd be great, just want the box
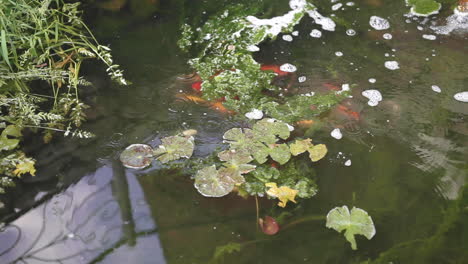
[0,0,467,263]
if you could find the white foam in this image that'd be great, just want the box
[280,63,297,72]
[245,109,264,119]
[246,45,260,52]
[422,34,437,40]
[335,51,343,56]
[344,159,352,166]
[307,9,336,31]
[431,9,468,35]
[332,3,343,11]
[346,2,355,6]
[383,33,392,39]
[310,29,322,38]
[331,128,343,139]
[384,61,400,70]
[292,30,299,36]
[362,89,383,106]
[298,76,307,82]
[431,85,441,93]
[369,78,376,83]
[369,16,390,30]
[454,92,468,102]
[283,34,293,41]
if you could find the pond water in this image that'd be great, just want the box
[1,0,467,263]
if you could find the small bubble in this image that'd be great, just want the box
[335,51,343,56]
[346,29,356,36]
[383,33,392,39]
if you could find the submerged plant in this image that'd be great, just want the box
[178,0,349,123]
[326,205,376,250]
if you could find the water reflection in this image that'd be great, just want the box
[0,161,164,264]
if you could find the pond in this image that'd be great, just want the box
[0,0,467,263]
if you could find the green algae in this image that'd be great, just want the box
[178,1,348,122]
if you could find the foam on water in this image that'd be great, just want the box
[282,34,293,41]
[362,89,383,106]
[335,51,343,56]
[310,29,322,38]
[331,128,343,139]
[344,159,352,166]
[431,9,468,35]
[332,3,343,11]
[422,34,437,40]
[280,63,297,72]
[369,78,376,83]
[453,92,468,102]
[369,16,390,30]
[383,33,392,39]
[298,76,307,83]
[431,85,441,93]
[384,61,400,70]
[245,109,264,119]
[307,10,336,31]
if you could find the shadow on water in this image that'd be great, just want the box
[1,0,467,263]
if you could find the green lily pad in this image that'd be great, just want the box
[223,128,261,153]
[253,119,290,144]
[268,144,291,165]
[289,138,313,156]
[326,206,376,250]
[120,144,154,169]
[308,144,328,162]
[0,125,22,151]
[154,135,195,163]
[407,0,441,16]
[218,149,256,174]
[194,165,236,197]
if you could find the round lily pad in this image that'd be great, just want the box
[119,144,154,169]
[194,165,236,197]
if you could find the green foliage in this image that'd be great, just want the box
[326,206,376,250]
[290,138,328,162]
[154,135,195,163]
[406,0,441,15]
[0,124,36,193]
[212,242,242,262]
[120,134,195,169]
[178,1,348,122]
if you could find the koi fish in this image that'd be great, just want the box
[322,83,341,91]
[260,64,290,76]
[191,81,202,92]
[336,104,360,121]
[295,119,315,128]
[176,93,234,114]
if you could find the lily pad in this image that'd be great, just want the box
[289,138,313,156]
[194,165,236,197]
[406,0,441,16]
[308,144,328,162]
[268,144,291,165]
[253,119,290,144]
[218,149,256,175]
[326,205,376,250]
[154,135,195,163]
[223,127,261,153]
[0,125,22,151]
[120,144,154,169]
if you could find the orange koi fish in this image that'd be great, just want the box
[323,83,341,91]
[295,119,315,128]
[260,64,290,76]
[176,93,234,114]
[336,104,360,121]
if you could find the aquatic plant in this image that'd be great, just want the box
[406,0,442,16]
[178,0,349,123]
[120,134,195,169]
[326,205,376,250]
[0,125,36,193]
[0,0,127,188]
